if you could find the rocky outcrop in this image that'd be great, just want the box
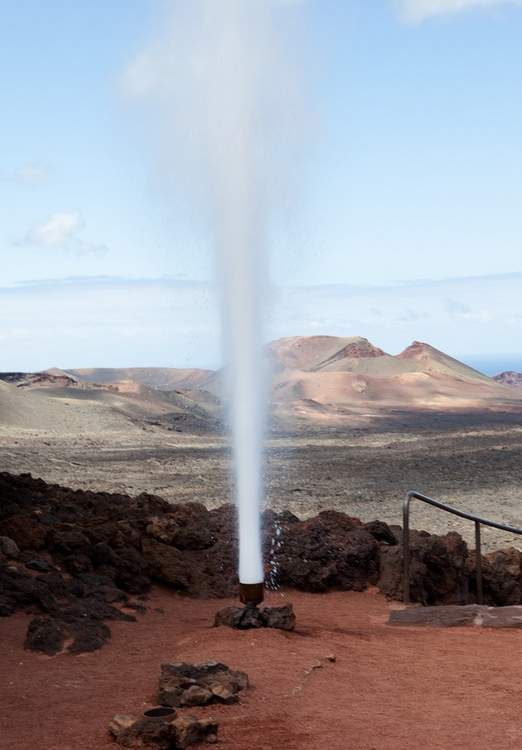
[468,547,522,606]
[273,511,380,593]
[379,529,470,605]
[0,472,158,653]
[2,471,522,656]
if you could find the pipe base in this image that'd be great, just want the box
[239,582,264,607]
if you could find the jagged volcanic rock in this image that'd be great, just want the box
[214,604,296,631]
[378,529,470,605]
[109,711,218,749]
[272,511,380,593]
[2,470,522,656]
[468,546,522,606]
[0,535,20,559]
[158,661,248,707]
[24,616,66,655]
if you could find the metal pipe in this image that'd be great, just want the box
[239,582,264,607]
[403,494,411,603]
[475,520,483,605]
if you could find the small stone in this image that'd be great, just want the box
[208,683,238,704]
[172,715,219,750]
[24,616,65,656]
[261,604,296,631]
[26,558,52,573]
[214,605,264,629]
[0,536,20,559]
[0,594,16,617]
[214,603,296,631]
[109,714,135,739]
[110,715,177,748]
[305,660,323,674]
[68,620,111,655]
[181,685,213,706]
[158,662,248,708]
[326,654,336,663]
[241,605,266,629]
[364,520,397,546]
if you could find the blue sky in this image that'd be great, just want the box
[1,0,522,369]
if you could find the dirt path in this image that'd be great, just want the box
[1,588,521,749]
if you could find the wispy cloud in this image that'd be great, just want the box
[397,308,430,322]
[396,0,522,22]
[2,162,51,187]
[20,212,108,257]
[28,212,81,247]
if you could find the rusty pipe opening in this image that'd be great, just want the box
[143,707,177,721]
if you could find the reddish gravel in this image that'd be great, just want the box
[1,587,521,750]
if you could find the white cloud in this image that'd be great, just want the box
[396,0,522,22]
[28,212,82,247]
[14,162,51,186]
[1,162,51,187]
[22,212,108,257]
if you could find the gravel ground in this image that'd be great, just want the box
[2,588,522,750]
[1,413,522,551]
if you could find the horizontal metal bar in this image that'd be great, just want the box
[406,490,522,536]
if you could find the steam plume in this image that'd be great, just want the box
[123,0,304,584]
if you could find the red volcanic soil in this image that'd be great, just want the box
[1,587,520,750]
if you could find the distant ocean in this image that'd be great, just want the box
[463,356,522,377]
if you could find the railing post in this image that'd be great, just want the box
[403,490,521,607]
[475,520,483,605]
[403,494,411,603]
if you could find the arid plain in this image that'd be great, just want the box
[2,335,522,550]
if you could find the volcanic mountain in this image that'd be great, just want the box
[268,336,522,424]
[0,368,80,389]
[2,337,521,432]
[67,367,213,391]
[0,371,220,435]
[494,371,522,389]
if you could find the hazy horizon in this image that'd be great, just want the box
[2,270,522,373]
[4,355,521,380]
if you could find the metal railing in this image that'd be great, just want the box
[403,490,522,605]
